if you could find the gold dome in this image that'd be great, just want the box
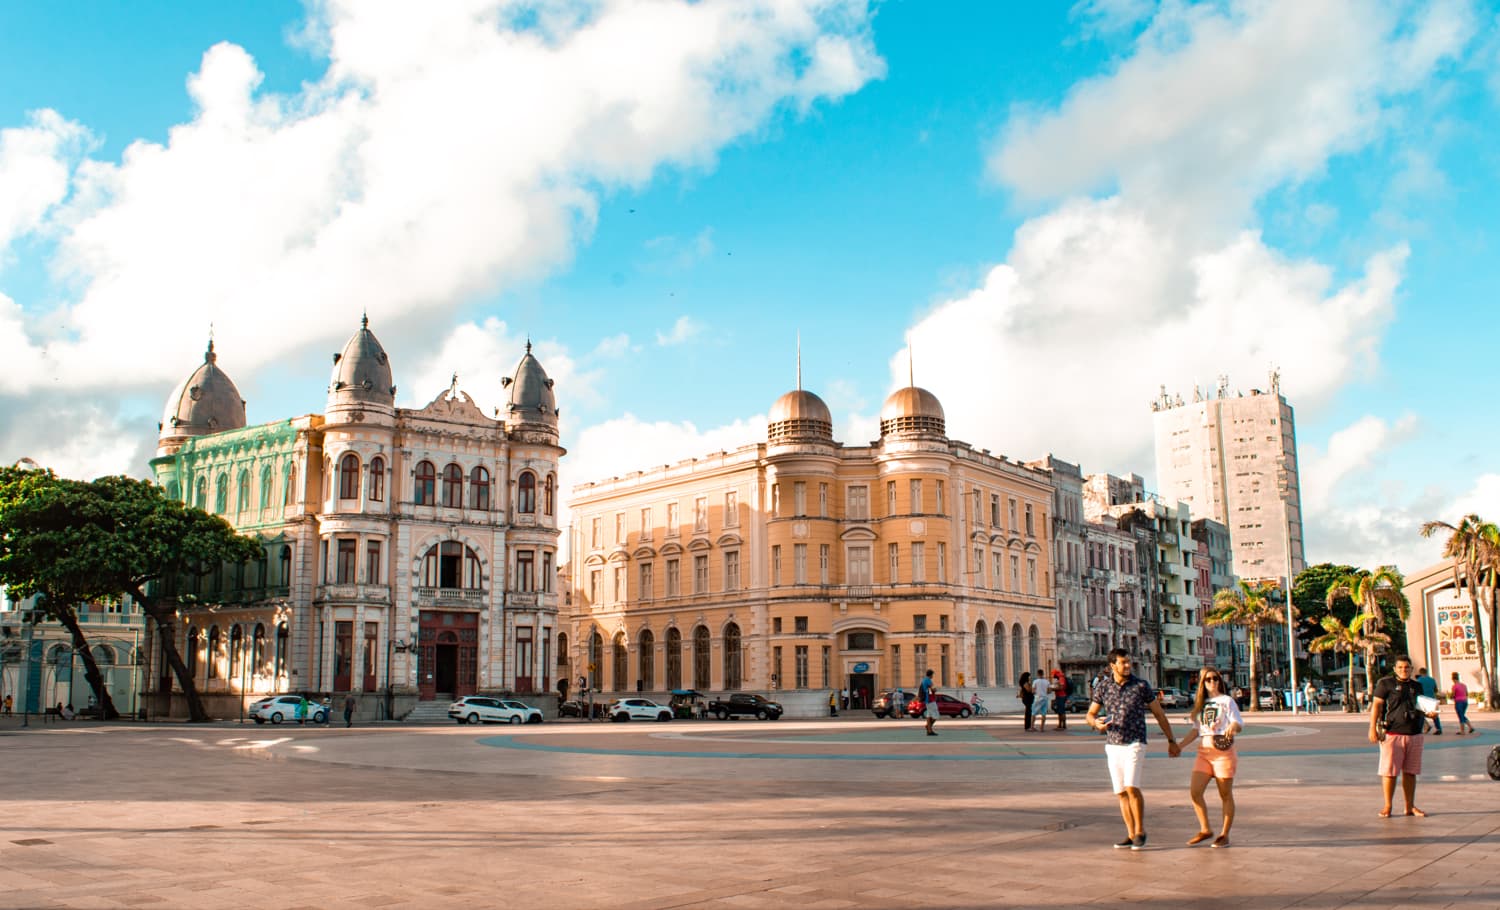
[768,389,833,444]
[879,386,945,438]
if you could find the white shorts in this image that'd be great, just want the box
[1106,742,1147,793]
[924,701,939,719]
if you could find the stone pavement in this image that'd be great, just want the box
[1,711,1497,909]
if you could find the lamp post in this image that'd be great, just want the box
[1278,466,1299,716]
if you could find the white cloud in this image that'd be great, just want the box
[403,317,603,417]
[642,227,715,271]
[590,333,634,358]
[655,314,704,346]
[1307,472,1500,576]
[1300,414,1420,513]
[0,109,87,257]
[0,0,883,401]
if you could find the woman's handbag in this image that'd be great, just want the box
[1212,734,1234,751]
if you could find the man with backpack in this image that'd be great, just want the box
[1369,655,1438,819]
[1052,670,1071,730]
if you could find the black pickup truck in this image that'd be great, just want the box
[707,693,784,720]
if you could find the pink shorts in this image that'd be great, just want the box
[1193,739,1237,779]
[1378,733,1423,777]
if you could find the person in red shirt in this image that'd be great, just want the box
[1450,672,1474,735]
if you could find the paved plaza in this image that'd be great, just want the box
[1,711,1497,909]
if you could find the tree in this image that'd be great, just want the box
[1325,567,1409,701]
[0,471,261,722]
[1308,613,1387,712]
[1420,515,1498,708]
[1207,580,1291,712]
[1294,563,1358,624]
[0,467,128,718]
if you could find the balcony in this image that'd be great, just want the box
[845,585,874,601]
[413,587,487,607]
[1159,560,1187,578]
[1158,530,1179,546]
[507,591,539,607]
[315,583,391,603]
[1057,631,1096,662]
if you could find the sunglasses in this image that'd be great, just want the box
[1203,675,1222,682]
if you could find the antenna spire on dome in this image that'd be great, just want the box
[206,324,216,363]
[526,336,533,354]
[796,332,802,391]
[361,310,369,329]
[907,338,914,388]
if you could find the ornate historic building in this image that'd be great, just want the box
[147,323,564,718]
[564,380,1056,714]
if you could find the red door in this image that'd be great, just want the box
[333,621,353,691]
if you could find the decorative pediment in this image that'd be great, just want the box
[607,548,630,563]
[415,389,490,422]
[660,541,685,556]
[840,526,877,541]
[687,536,713,552]
[715,532,743,548]
[631,545,658,560]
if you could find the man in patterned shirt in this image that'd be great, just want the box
[1085,648,1181,850]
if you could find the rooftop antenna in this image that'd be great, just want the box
[361,309,369,329]
[796,332,802,391]
[206,323,216,361]
[907,338,915,388]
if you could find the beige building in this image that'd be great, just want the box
[1152,373,1305,583]
[1404,558,1492,700]
[564,382,1056,713]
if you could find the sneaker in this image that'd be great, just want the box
[1113,838,1134,849]
[1131,834,1148,850]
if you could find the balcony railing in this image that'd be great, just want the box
[413,587,487,606]
[507,591,539,607]
[315,584,391,603]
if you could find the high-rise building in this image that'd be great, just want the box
[1152,372,1305,583]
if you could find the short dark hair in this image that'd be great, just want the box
[1107,648,1130,665]
[924,669,934,677]
[1394,655,1412,666]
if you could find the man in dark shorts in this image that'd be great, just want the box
[1086,648,1180,849]
[1370,655,1437,818]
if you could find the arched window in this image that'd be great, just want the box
[206,626,221,680]
[1011,623,1024,679]
[544,474,555,516]
[285,463,298,506]
[229,625,244,681]
[413,461,436,505]
[693,626,711,690]
[214,474,228,514]
[91,644,115,666]
[1028,625,1041,675]
[470,466,490,510]
[278,545,292,586]
[442,463,463,508]
[556,632,569,676]
[195,476,208,509]
[339,454,361,500]
[995,625,1007,687]
[666,628,683,690]
[368,456,385,502]
[638,629,655,692]
[274,623,289,681]
[612,632,627,692]
[186,628,200,680]
[589,630,603,690]
[49,644,71,682]
[723,623,742,690]
[420,541,484,589]
[252,624,267,679]
[259,465,272,510]
[974,620,989,687]
[236,469,250,514]
[517,471,537,514]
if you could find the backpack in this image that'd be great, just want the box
[1383,682,1425,734]
[1062,677,1074,697]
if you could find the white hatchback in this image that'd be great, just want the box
[448,696,543,725]
[608,698,673,722]
[250,695,329,725]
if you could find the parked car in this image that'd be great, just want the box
[609,698,673,722]
[707,693,783,720]
[1316,687,1333,706]
[250,695,328,725]
[1156,687,1185,709]
[448,695,543,725]
[1257,688,1279,710]
[905,692,972,719]
[1065,692,1092,714]
[872,689,913,719]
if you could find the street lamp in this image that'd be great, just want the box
[1278,466,1299,716]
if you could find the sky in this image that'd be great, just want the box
[1,0,1497,576]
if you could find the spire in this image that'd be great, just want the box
[206,324,217,364]
[796,332,802,391]
[361,310,369,329]
[525,336,533,355]
[907,338,914,388]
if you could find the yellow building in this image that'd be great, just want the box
[564,382,1056,713]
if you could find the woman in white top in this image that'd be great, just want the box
[1177,667,1243,847]
[1032,669,1051,731]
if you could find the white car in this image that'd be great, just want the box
[448,696,544,725]
[250,695,329,725]
[608,698,673,722]
[1156,688,1184,709]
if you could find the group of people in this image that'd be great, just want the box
[1017,669,1071,731]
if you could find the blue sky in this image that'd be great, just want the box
[1,0,1497,573]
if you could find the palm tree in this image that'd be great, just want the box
[1308,614,1387,712]
[1325,567,1409,700]
[1420,515,1497,708]
[1208,580,1290,712]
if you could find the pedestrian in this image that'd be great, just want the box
[828,690,838,717]
[1451,672,1474,734]
[1052,670,1069,730]
[1178,667,1242,848]
[343,693,357,728]
[1085,648,1181,850]
[1370,655,1437,818]
[1303,680,1319,715]
[919,669,938,736]
[2,694,11,717]
[1415,668,1442,735]
[839,687,849,711]
[295,695,308,724]
[1033,670,1050,732]
[1018,672,1035,731]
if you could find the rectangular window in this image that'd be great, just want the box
[773,646,783,690]
[724,551,740,590]
[724,490,738,527]
[640,506,652,538]
[542,551,553,593]
[794,544,807,584]
[615,512,625,544]
[1027,558,1037,595]
[693,555,709,593]
[992,552,1003,591]
[912,542,926,583]
[588,569,600,604]
[939,614,949,632]
[365,540,381,585]
[974,547,984,586]
[666,559,680,596]
[771,483,780,515]
[1011,555,1021,592]
[818,483,829,517]
[773,617,783,634]
[336,538,356,584]
[590,517,601,549]
[940,644,951,687]
[794,616,808,634]
[914,614,927,632]
[909,479,922,513]
[914,643,928,678]
[936,542,946,582]
[847,546,871,586]
[666,502,679,536]
[793,482,806,517]
[516,549,535,591]
[638,562,653,601]
[771,545,782,586]
[887,481,897,516]
[847,485,868,520]
[795,646,809,689]
[888,542,899,584]
[990,493,1000,527]
[822,646,831,687]
[935,480,944,513]
[819,544,830,585]
[1009,498,1018,531]
[892,644,901,687]
[694,497,708,532]
[1025,503,1034,537]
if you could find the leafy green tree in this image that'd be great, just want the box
[0,471,261,722]
[1294,563,1357,624]
[1325,567,1409,700]
[1208,580,1292,712]
[0,467,120,718]
[1420,515,1498,708]
[1308,613,1386,712]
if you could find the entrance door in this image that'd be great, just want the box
[848,673,875,710]
[434,631,459,695]
[417,610,480,700]
[333,621,353,691]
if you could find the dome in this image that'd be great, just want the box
[503,341,557,425]
[768,389,833,444]
[878,386,945,439]
[327,315,395,411]
[159,340,247,441]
